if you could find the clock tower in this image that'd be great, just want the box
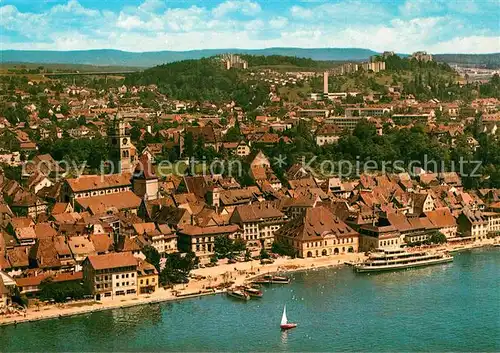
[110,120,133,174]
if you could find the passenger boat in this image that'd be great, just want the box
[253,275,290,284]
[280,305,297,330]
[226,289,250,301]
[354,248,453,273]
[242,286,263,298]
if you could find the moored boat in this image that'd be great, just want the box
[280,305,297,330]
[354,248,453,273]
[242,286,263,298]
[253,275,290,284]
[227,289,250,301]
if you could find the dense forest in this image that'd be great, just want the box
[239,54,335,69]
[124,57,269,110]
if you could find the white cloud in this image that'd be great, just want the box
[50,0,99,17]
[1,0,498,54]
[138,0,164,13]
[244,19,264,31]
[212,0,261,18]
[0,5,47,38]
[269,16,288,29]
[399,0,482,17]
[290,5,313,19]
[399,0,442,17]
[116,14,144,30]
[291,0,389,23]
[163,6,206,32]
[427,36,500,54]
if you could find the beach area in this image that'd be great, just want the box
[1,237,498,327]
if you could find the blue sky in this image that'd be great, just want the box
[1,0,499,53]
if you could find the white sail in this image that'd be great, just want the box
[281,305,288,325]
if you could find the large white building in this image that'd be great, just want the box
[83,252,138,300]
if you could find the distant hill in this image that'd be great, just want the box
[2,48,497,69]
[433,53,500,68]
[0,48,379,68]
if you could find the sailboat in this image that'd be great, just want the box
[280,305,297,330]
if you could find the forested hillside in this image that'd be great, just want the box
[124,57,269,110]
[434,53,500,68]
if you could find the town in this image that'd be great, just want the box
[1,51,500,324]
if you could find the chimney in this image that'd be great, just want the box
[323,71,329,95]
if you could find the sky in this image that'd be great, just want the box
[1,0,499,53]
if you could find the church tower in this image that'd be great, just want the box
[132,154,159,200]
[110,119,133,174]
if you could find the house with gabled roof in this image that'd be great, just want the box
[424,208,457,239]
[275,206,359,258]
[457,208,488,240]
[315,123,342,146]
[230,202,285,250]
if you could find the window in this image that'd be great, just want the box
[140,280,143,285]
[131,273,134,278]
[116,283,120,287]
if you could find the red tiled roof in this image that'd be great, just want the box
[86,252,138,270]
[75,191,141,215]
[66,173,131,192]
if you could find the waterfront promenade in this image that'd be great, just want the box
[1,237,497,327]
[0,252,363,326]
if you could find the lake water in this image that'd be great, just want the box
[1,248,499,352]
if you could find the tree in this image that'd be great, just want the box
[11,287,28,308]
[142,245,161,272]
[214,235,246,259]
[259,248,270,260]
[427,231,447,245]
[214,235,232,259]
[232,238,246,252]
[225,126,241,142]
[77,116,87,126]
[130,125,141,142]
[244,249,252,261]
[159,252,199,285]
[271,240,297,258]
[39,278,88,303]
[183,132,194,158]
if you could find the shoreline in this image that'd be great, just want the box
[1,239,498,327]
